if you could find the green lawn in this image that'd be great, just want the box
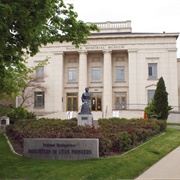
[0,128,180,180]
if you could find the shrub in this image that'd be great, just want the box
[98,136,112,156]
[144,102,156,118]
[154,119,167,132]
[109,132,132,153]
[8,107,36,123]
[6,117,167,157]
[135,128,150,142]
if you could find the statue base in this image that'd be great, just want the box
[77,114,93,126]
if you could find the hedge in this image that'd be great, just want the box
[6,118,167,156]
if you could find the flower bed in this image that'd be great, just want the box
[6,118,167,156]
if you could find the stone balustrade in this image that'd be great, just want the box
[87,20,132,33]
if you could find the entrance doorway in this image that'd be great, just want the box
[66,93,78,111]
[91,93,102,111]
[114,92,126,110]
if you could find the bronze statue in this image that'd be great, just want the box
[79,87,91,114]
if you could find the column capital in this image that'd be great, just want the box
[54,52,64,56]
[103,50,112,54]
[128,49,138,53]
[78,50,88,54]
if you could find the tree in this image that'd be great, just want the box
[0,58,49,123]
[145,77,172,119]
[153,77,170,119]
[0,0,98,98]
[18,60,49,107]
[2,58,49,105]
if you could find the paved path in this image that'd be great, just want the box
[135,145,180,180]
[167,125,180,130]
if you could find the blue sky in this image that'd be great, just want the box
[65,0,180,57]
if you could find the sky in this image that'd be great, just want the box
[64,0,180,57]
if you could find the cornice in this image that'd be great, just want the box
[88,32,179,39]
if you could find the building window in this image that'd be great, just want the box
[92,67,101,82]
[66,93,78,111]
[36,66,44,81]
[147,90,155,104]
[68,68,77,82]
[114,92,126,110]
[148,63,157,79]
[116,66,125,82]
[34,92,44,107]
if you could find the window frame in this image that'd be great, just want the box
[68,67,77,82]
[147,90,155,104]
[91,67,101,82]
[148,63,157,80]
[34,92,45,108]
[91,93,102,111]
[114,92,127,110]
[115,66,125,82]
[36,66,44,82]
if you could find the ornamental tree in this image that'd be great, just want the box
[1,58,49,107]
[145,77,172,119]
[17,59,49,108]
[0,0,98,98]
[153,77,171,119]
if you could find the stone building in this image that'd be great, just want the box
[24,20,179,120]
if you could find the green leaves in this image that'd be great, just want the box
[0,0,99,98]
[145,77,171,120]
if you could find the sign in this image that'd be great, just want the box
[113,111,120,117]
[65,45,125,51]
[24,138,99,160]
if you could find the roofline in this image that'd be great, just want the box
[89,32,179,39]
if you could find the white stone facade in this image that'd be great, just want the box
[25,21,179,120]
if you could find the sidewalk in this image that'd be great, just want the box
[135,145,180,179]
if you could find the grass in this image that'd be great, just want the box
[0,128,180,180]
[167,122,180,126]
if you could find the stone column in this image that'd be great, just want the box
[168,49,178,111]
[78,51,88,108]
[128,49,138,109]
[54,52,64,112]
[103,50,112,116]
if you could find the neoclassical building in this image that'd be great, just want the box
[25,20,179,120]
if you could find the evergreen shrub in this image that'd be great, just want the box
[145,77,172,119]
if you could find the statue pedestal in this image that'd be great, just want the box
[77,114,93,126]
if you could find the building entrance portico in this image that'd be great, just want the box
[63,48,128,116]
